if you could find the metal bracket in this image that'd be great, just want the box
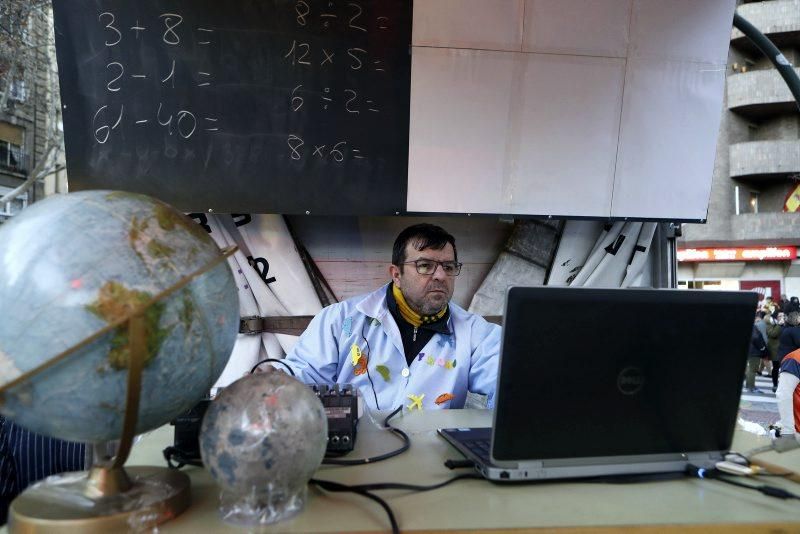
[239,316,264,335]
[666,223,682,239]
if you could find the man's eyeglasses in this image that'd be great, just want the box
[401,259,463,276]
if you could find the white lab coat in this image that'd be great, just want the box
[282,285,501,411]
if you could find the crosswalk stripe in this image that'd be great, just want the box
[740,394,778,404]
[740,374,778,404]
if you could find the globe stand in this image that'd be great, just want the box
[4,246,237,533]
[8,315,190,533]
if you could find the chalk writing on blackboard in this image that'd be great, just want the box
[282,1,389,162]
[53,0,412,215]
[90,10,222,146]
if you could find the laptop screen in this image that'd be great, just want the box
[491,287,757,462]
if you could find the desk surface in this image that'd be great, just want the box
[126,409,800,533]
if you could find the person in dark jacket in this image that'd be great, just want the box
[746,322,767,393]
[783,296,800,315]
[765,314,783,391]
[776,311,800,365]
[754,312,769,376]
[773,310,800,401]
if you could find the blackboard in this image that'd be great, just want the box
[52,0,412,215]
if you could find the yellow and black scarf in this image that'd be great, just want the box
[392,283,447,328]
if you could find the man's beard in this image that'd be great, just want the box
[413,286,449,315]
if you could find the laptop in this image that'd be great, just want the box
[439,286,757,482]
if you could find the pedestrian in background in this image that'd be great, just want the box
[755,311,768,376]
[765,314,782,391]
[783,296,800,315]
[776,311,800,372]
[746,322,767,394]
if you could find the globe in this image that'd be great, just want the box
[200,372,327,525]
[0,190,239,443]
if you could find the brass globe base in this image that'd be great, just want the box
[8,466,190,533]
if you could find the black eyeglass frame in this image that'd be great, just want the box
[399,259,463,276]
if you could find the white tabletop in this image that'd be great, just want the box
[124,409,800,533]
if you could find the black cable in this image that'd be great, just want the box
[344,472,483,493]
[309,473,482,534]
[360,322,380,410]
[250,358,296,376]
[444,458,476,469]
[714,474,800,500]
[322,406,409,465]
[312,402,483,533]
[308,478,399,534]
[163,446,203,469]
[250,357,321,384]
[733,13,800,112]
[687,464,800,501]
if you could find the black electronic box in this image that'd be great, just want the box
[166,384,358,466]
[311,383,358,455]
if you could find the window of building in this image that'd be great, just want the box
[0,122,25,173]
[8,79,27,102]
[748,191,759,214]
[0,140,24,172]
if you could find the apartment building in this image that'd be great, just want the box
[679,0,800,300]
[0,4,60,223]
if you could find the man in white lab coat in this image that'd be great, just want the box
[280,223,500,411]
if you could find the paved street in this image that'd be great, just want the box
[739,373,780,429]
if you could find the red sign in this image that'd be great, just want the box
[739,280,781,301]
[678,246,797,262]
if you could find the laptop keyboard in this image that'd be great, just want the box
[463,438,492,464]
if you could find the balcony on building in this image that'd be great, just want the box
[727,67,800,118]
[731,0,800,54]
[0,147,30,175]
[730,211,800,243]
[730,140,800,180]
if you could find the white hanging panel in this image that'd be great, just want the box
[522,0,632,57]
[629,0,736,64]
[408,47,517,214]
[412,0,524,51]
[611,58,726,220]
[407,0,736,221]
[408,49,625,217]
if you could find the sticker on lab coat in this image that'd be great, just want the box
[407,393,424,410]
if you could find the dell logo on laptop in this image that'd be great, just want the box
[617,367,645,395]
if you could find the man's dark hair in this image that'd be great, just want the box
[392,223,457,269]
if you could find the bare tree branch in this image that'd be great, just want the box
[0,138,63,204]
[0,0,65,211]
